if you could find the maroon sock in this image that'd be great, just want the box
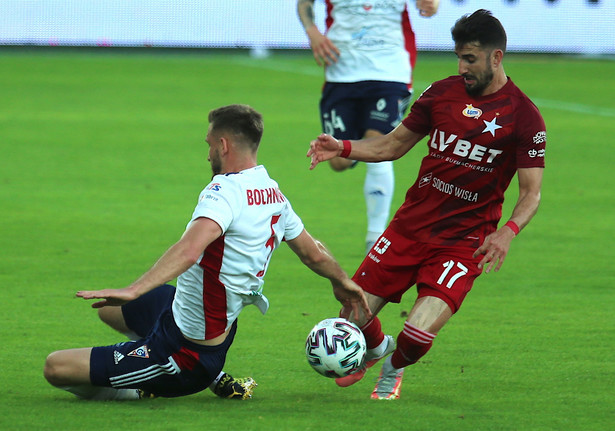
[391,322,436,369]
[359,317,385,349]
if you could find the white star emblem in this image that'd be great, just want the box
[482,117,502,137]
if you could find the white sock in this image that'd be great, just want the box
[61,385,140,400]
[364,161,394,242]
[365,335,391,361]
[369,337,389,358]
[382,355,403,373]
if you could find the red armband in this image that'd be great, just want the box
[339,140,352,158]
[504,221,520,236]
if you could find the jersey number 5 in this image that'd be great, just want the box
[256,214,281,277]
[437,260,468,289]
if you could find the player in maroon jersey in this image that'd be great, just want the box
[307,9,546,400]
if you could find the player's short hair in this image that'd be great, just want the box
[451,9,507,53]
[208,104,264,151]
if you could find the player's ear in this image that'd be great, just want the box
[492,49,504,68]
[219,136,231,155]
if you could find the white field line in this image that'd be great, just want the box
[530,98,615,118]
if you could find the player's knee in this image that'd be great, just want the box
[337,307,369,328]
[44,351,66,386]
[97,306,114,325]
[44,350,91,387]
[98,306,129,334]
[329,157,353,172]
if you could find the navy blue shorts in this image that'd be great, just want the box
[90,284,236,397]
[320,81,411,139]
[122,283,176,338]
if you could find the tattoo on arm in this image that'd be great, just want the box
[297,0,316,29]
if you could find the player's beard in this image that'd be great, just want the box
[463,60,494,97]
[210,149,222,178]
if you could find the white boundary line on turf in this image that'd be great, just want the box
[530,98,615,118]
[230,56,615,119]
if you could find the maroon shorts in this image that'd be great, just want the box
[353,228,483,313]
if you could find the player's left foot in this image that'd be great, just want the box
[211,373,257,400]
[370,357,404,400]
[335,334,395,388]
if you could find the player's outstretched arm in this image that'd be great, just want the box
[77,217,222,308]
[307,125,424,170]
[473,167,543,273]
[76,287,140,308]
[286,229,372,321]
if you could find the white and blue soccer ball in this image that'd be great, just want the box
[305,317,367,378]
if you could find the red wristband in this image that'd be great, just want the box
[504,221,520,236]
[340,140,352,158]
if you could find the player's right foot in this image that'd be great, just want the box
[370,357,404,400]
[335,334,395,387]
[211,373,257,400]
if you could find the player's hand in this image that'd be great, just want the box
[307,134,340,169]
[416,0,439,17]
[306,26,340,66]
[473,227,515,273]
[333,279,372,322]
[76,287,138,308]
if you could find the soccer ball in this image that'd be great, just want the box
[305,317,367,378]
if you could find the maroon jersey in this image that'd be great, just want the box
[390,76,546,248]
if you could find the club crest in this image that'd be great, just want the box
[127,345,150,359]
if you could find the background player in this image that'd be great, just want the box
[308,10,546,399]
[44,104,370,401]
[297,0,440,253]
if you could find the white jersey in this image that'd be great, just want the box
[172,165,304,340]
[323,0,416,85]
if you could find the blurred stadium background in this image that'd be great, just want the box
[1,0,614,55]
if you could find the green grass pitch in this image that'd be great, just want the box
[0,48,613,430]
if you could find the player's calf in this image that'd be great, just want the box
[391,322,436,368]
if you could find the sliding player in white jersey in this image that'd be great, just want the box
[298,0,440,252]
[43,104,371,401]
